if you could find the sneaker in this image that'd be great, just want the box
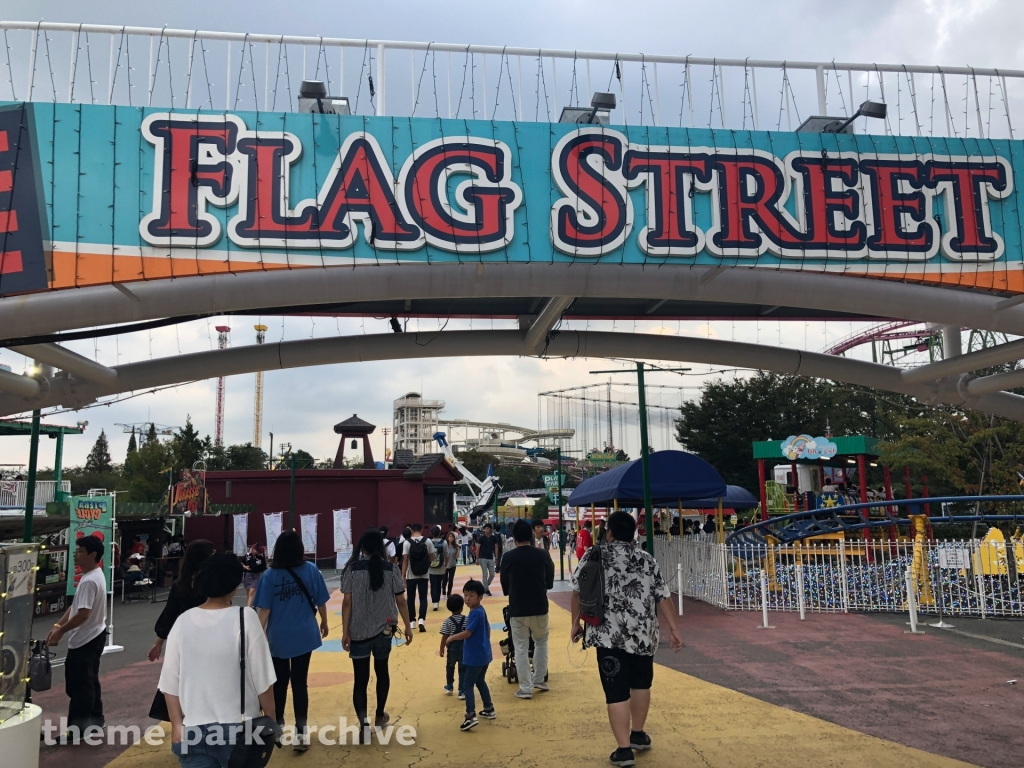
[418,620,427,633]
[458,692,466,700]
[433,603,439,611]
[293,732,310,753]
[534,682,549,692]
[629,731,651,751]
[609,747,636,766]
[479,707,496,719]
[375,713,390,728]
[514,690,533,699]
[444,685,454,695]
[484,590,493,596]
[460,716,479,731]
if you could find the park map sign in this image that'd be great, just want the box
[0,101,1021,297]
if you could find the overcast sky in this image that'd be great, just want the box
[1,0,1022,469]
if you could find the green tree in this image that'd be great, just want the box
[124,430,171,502]
[169,416,205,472]
[126,430,137,460]
[675,372,913,491]
[84,430,113,474]
[225,443,268,470]
[290,449,317,469]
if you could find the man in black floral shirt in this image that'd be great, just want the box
[570,511,682,767]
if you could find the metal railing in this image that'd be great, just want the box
[0,21,1020,138]
[656,535,1024,618]
[0,480,71,508]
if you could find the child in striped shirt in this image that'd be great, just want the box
[438,594,467,699]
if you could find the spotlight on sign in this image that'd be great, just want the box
[297,80,351,115]
[558,91,617,125]
[797,99,887,134]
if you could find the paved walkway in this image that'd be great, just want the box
[101,564,971,768]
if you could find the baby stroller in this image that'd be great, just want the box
[498,605,549,685]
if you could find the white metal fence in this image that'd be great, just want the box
[0,22,1020,139]
[655,535,1024,618]
[0,480,71,509]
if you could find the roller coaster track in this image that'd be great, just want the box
[726,495,1024,545]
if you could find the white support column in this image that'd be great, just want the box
[225,41,232,109]
[107,32,115,105]
[815,64,826,114]
[26,24,38,100]
[68,30,78,102]
[376,44,386,116]
[942,326,962,359]
[653,62,661,126]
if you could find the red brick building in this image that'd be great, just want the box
[185,455,460,561]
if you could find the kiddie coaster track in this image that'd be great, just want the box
[727,495,1024,545]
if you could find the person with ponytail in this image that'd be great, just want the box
[340,528,413,742]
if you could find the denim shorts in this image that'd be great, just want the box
[349,631,393,660]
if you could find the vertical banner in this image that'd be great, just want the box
[300,514,318,556]
[232,514,249,554]
[67,495,114,596]
[333,508,353,567]
[264,512,284,557]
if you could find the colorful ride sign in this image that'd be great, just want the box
[66,494,114,595]
[0,101,1021,297]
[781,434,838,461]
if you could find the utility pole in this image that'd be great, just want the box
[23,409,41,542]
[215,326,231,446]
[253,324,267,448]
[636,363,654,556]
[381,427,391,468]
[557,444,564,581]
[590,364,689,555]
[606,379,613,450]
[289,453,297,530]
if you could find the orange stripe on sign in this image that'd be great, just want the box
[0,209,17,232]
[0,251,23,274]
[0,170,11,193]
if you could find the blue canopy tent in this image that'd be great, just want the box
[682,485,759,510]
[567,450,727,507]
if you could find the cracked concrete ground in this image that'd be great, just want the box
[104,565,972,768]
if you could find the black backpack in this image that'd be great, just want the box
[409,538,431,576]
[576,543,605,626]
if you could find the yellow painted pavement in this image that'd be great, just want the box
[110,564,975,768]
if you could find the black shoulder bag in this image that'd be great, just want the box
[228,607,280,768]
[285,566,318,615]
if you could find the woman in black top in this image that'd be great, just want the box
[147,539,215,662]
[241,543,267,607]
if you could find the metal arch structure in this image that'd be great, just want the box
[3,326,1024,421]
[726,495,1024,545]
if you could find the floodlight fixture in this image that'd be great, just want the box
[298,80,352,115]
[796,100,888,135]
[558,91,617,125]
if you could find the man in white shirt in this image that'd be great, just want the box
[401,523,435,633]
[48,534,108,734]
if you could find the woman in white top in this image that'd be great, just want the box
[159,553,278,767]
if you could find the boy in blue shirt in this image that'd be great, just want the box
[443,579,495,730]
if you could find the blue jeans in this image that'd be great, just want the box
[462,663,492,716]
[171,724,240,768]
[479,558,495,591]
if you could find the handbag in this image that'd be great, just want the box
[148,689,170,722]
[28,640,53,692]
[228,607,280,768]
